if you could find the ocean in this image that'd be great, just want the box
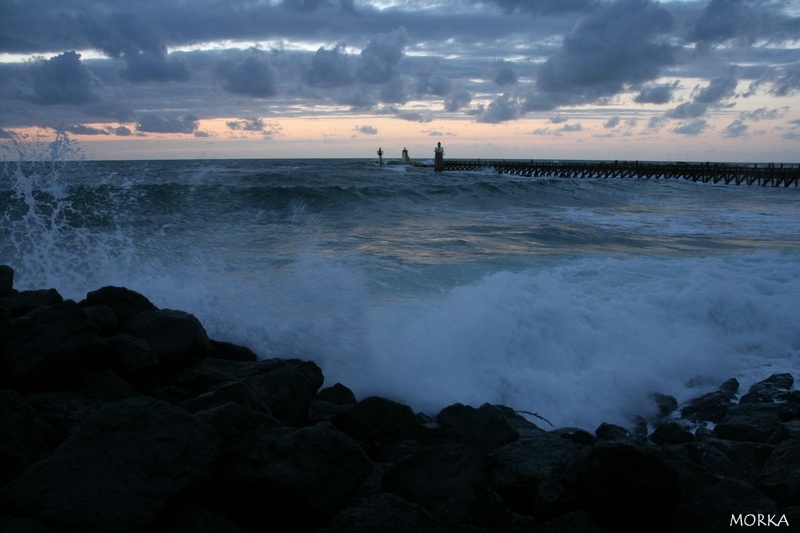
[3,143,800,430]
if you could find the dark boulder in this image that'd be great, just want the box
[1,397,219,531]
[1,300,107,389]
[382,442,511,530]
[713,402,787,443]
[674,478,779,533]
[324,493,444,533]
[758,439,800,508]
[81,286,157,325]
[719,378,740,399]
[1,289,63,319]
[545,442,681,532]
[681,390,731,423]
[332,396,424,461]
[242,359,324,426]
[650,420,695,445]
[650,392,679,419]
[740,373,794,404]
[121,308,211,370]
[0,265,13,297]
[179,380,272,415]
[206,421,372,531]
[0,390,56,485]
[489,432,583,516]
[436,403,520,452]
[208,339,258,362]
[318,382,358,405]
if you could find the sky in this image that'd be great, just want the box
[0,0,799,161]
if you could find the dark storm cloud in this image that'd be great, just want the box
[304,45,354,88]
[216,53,278,98]
[694,71,738,104]
[634,82,679,104]
[280,0,355,13]
[477,94,523,123]
[723,119,748,138]
[534,0,677,107]
[357,28,408,84]
[686,0,800,49]
[64,124,109,135]
[136,114,199,134]
[604,116,620,128]
[444,88,472,112]
[30,51,101,105]
[476,0,599,15]
[492,61,518,87]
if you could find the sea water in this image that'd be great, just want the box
[2,141,799,430]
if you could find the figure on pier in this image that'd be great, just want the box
[377,147,383,167]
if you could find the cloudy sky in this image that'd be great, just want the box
[1,0,799,161]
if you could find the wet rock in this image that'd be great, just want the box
[1,397,219,531]
[0,390,56,484]
[81,286,157,325]
[318,382,358,405]
[242,359,324,426]
[650,420,696,445]
[740,373,795,404]
[436,403,520,452]
[595,422,635,442]
[713,402,787,443]
[207,421,372,531]
[324,493,444,533]
[546,442,681,533]
[675,478,779,533]
[681,390,731,423]
[208,339,258,362]
[333,396,423,458]
[0,265,13,297]
[719,377,740,399]
[1,289,63,319]
[489,433,583,516]
[121,309,211,370]
[1,300,107,389]
[382,442,511,530]
[179,380,271,415]
[758,439,800,508]
[650,392,679,418]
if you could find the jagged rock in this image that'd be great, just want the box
[674,478,779,532]
[81,286,157,325]
[650,420,695,445]
[740,373,795,404]
[242,359,324,426]
[1,300,108,389]
[719,378,740,399]
[680,390,731,423]
[543,442,681,533]
[333,396,423,458]
[436,403,520,452]
[0,265,13,297]
[208,339,258,362]
[205,421,372,531]
[595,422,634,442]
[318,382,358,405]
[83,303,119,336]
[536,509,601,533]
[382,442,511,530]
[121,309,211,370]
[323,493,444,533]
[650,392,679,419]
[489,433,584,516]
[103,333,160,376]
[179,380,271,415]
[0,390,56,484]
[0,516,52,533]
[713,402,796,443]
[1,397,220,531]
[758,439,800,508]
[0,289,63,319]
[78,369,142,401]
[550,427,596,446]
[703,439,774,484]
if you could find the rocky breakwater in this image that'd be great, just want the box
[0,263,798,532]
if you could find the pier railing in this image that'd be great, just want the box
[440,159,800,187]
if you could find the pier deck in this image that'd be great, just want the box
[440,159,800,187]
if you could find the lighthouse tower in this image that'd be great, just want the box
[434,142,444,172]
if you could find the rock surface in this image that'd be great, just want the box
[0,266,797,532]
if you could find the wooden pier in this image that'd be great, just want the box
[439,159,800,187]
